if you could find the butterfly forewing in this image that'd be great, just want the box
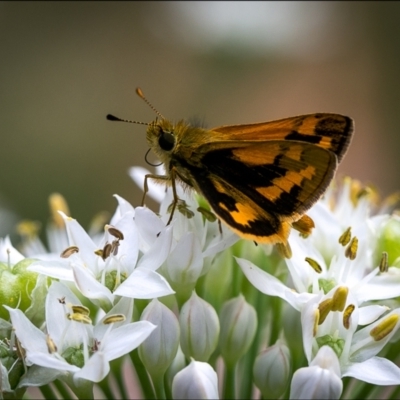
[205,113,353,162]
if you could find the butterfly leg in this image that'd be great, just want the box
[142,173,170,206]
[166,169,179,225]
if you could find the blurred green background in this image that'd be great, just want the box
[2,1,400,240]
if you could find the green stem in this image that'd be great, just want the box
[39,384,58,400]
[130,349,155,399]
[53,380,72,399]
[151,373,166,400]
[345,380,370,399]
[97,378,114,400]
[223,363,236,399]
[110,357,129,399]
[164,373,173,400]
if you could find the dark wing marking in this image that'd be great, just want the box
[173,141,336,244]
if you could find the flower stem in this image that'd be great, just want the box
[151,373,166,400]
[39,384,58,400]
[53,379,73,399]
[130,349,155,399]
[223,363,236,399]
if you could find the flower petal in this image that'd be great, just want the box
[342,357,400,385]
[114,268,174,299]
[28,260,74,281]
[101,321,156,361]
[236,257,310,310]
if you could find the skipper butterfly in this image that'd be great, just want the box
[107,89,353,256]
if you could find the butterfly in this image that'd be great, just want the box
[107,88,353,256]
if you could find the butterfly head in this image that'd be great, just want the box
[146,119,178,161]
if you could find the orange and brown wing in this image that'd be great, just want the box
[203,113,353,162]
[173,140,337,244]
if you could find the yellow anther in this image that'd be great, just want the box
[345,237,358,260]
[106,225,124,241]
[305,257,322,273]
[293,214,315,237]
[276,241,292,259]
[71,305,90,316]
[49,193,70,228]
[16,220,42,239]
[343,304,355,329]
[379,252,389,273]
[370,314,399,341]
[338,227,352,246]
[331,286,348,312]
[318,298,333,325]
[60,246,79,258]
[103,314,126,324]
[67,313,92,325]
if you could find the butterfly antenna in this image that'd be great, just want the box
[136,87,165,120]
[106,114,149,126]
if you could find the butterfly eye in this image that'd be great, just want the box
[158,130,175,151]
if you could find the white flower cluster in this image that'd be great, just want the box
[1,173,400,399]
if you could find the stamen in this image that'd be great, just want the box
[60,245,79,258]
[338,227,352,246]
[276,242,292,259]
[103,314,126,324]
[318,298,333,324]
[292,214,315,237]
[49,193,70,228]
[71,305,90,316]
[106,225,124,241]
[16,220,42,239]
[370,314,399,341]
[331,286,348,312]
[345,237,358,260]
[343,304,355,329]
[379,251,389,273]
[67,313,92,325]
[305,257,322,273]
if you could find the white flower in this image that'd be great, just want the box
[28,196,174,310]
[300,287,400,385]
[5,281,155,383]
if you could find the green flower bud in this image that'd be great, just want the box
[139,299,180,378]
[219,294,257,367]
[180,292,219,362]
[253,342,292,399]
[0,259,38,320]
